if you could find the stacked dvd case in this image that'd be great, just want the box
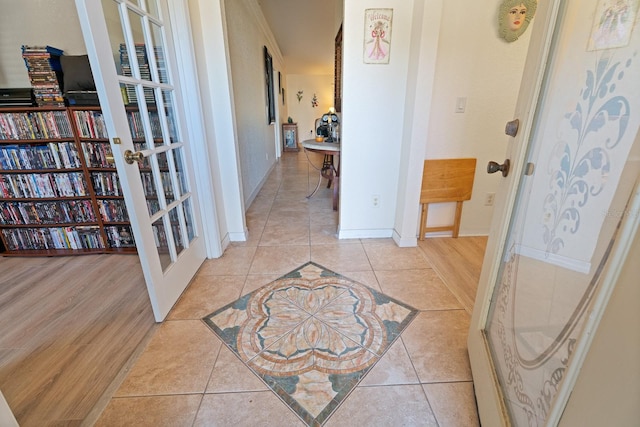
[21,45,65,107]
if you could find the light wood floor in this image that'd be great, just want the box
[418,235,488,313]
[0,236,486,426]
[0,254,155,426]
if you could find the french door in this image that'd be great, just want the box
[75,0,207,321]
[469,0,640,425]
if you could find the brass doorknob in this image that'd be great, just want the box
[124,149,145,165]
[487,159,510,177]
[105,154,115,165]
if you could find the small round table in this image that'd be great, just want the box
[300,139,341,210]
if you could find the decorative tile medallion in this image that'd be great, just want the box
[203,262,418,426]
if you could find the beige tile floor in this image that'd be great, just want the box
[94,150,481,426]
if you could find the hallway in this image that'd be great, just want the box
[93,150,485,426]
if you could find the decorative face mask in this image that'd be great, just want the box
[499,0,538,42]
[508,5,527,31]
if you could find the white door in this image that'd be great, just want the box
[468,0,640,425]
[75,0,207,321]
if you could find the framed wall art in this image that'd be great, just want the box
[334,24,342,112]
[363,8,393,64]
[264,46,275,124]
[588,0,639,51]
[282,123,299,152]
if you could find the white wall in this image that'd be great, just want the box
[285,74,334,143]
[338,0,532,240]
[222,0,283,205]
[0,0,86,87]
[424,0,533,236]
[339,0,415,239]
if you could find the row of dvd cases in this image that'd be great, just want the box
[0,106,136,255]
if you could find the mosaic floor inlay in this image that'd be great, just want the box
[203,262,419,426]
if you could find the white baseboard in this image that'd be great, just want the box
[392,230,417,247]
[338,228,394,240]
[515,244,591,274]
[228,229,248,242]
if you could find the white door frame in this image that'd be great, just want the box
[166,0,223,258]
[185,0,248,244]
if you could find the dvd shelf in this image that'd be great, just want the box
[70,106,136,249]
[0,106,136,256]
[0,109,72,140]
[0,200,96,225]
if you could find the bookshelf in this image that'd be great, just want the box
[70,106,137,251]
[0,106,136,256]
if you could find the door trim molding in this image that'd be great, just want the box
[167,0,223,258]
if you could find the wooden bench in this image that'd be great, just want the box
[419,158,476,240]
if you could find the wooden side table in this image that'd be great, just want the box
[282,123,299,152]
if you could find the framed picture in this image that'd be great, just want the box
[334,25,343,112]
[264,46,276,124]
[363,9,393,64]
[588,0,639,50]
[282,123,299,152]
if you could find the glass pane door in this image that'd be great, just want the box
[483,1,640,425]
[101,0,197,270]
[76,0,206,321]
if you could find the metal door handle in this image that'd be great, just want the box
[124,149,145,165]
[487,159,510,177]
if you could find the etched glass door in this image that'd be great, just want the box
[480,1,640,425]
[75,0,207,321]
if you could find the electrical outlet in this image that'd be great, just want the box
[372,194,380,208]
[485,192,495,206]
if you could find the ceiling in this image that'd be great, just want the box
[257,0,341,75]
